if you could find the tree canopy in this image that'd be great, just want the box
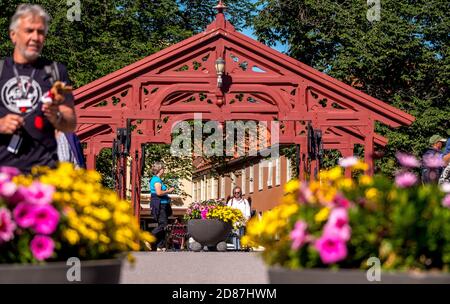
[253,0,449,175]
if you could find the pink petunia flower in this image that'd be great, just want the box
[290,220,308,250]
[8,186,28,206]
[0,208,16,243]
[32,205,60,235]
[314,234,348,264]
[395,172,418,188]
[30,235,55,261]
[333,195,350,209]
[0,181,17,198]
[324,208,351,241]
[13,203,36,228]
[396,152,421,168]
[23,182,55,205]
[201,209,208,219]
[0,167,20,178]
[0,173,9,183]
[298,183,314,204]
[338,156,359,168]
[423,154,444,168]
[442,194,450,208]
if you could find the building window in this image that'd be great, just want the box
[197,181,201,202]
[231,172,236,195]
[275,157,281,186]
[267,160,273,187]
[207,177,212,200]
[212,177,217,199]
[193,181,197,202]
[287,157,292,182]
[249,165,254,193]
[241,168,246,195]
[203,176,207,201]
[220,176,225,199]
[200,178,204,201]
[258,162,263,191]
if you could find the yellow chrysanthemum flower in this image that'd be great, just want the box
[63,229,80,245]
[315,207,330,223]
[284,180,300,193]
[365,188,380,201]
[327,167,343,181]
[359,175,373,186]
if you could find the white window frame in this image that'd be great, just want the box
[258,162,263,191]
[267,160,273,187]
[193,181,197,202]
[220,176,225,199]
[286,157,292,182]
[275,157,281,186]
[231,172,236,195]
[241,168,246,195]
[249,164,254,193]
[200,178,204,201]
[212,177,218,199]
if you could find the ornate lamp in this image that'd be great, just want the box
[215,57,225,88]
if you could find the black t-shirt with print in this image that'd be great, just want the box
[0,57,74,173]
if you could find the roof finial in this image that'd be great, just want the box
[214,0,227,14]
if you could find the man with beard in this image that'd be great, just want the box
[0,4,76,172]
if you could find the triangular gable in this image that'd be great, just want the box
[74,16,414,131]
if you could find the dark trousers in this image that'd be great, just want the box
[152,204,170,248]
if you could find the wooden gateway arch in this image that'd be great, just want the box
[74,2,414,217]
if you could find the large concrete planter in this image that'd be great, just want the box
[187,219,232,251]
[0,258,123,284]
[268,267,450,284]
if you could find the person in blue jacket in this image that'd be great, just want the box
[149,161,174,251]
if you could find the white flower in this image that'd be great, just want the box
[440,182,450,193]
[338,156,359,168]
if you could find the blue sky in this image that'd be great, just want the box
[239,27,289,54]
[235,0,289,54]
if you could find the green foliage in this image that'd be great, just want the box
[254,0,450,176]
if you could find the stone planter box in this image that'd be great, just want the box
[0,258,122,284]
[187,219,232,251]
[268,267,450,284]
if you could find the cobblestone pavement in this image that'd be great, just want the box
[120,252,268,284]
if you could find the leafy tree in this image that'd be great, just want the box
[253,0,450,176]
[0,0,256,187]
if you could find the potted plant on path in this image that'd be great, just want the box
[243,155,450,283]
[184,199,244,251]
[0,163,154,283]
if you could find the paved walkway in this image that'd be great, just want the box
[120,252,269,284]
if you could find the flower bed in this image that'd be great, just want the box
[243,156,450,275]
[0,164,154,264]
[184,200,244,251]
[184,199,244,227]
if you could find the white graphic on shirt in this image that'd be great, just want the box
[1,76,42,114]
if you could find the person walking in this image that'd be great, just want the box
[227,186,251,250]
[149,161,174,251]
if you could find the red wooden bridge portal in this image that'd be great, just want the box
[74,1,414,218]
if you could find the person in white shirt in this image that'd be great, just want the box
[227,186,251,250]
